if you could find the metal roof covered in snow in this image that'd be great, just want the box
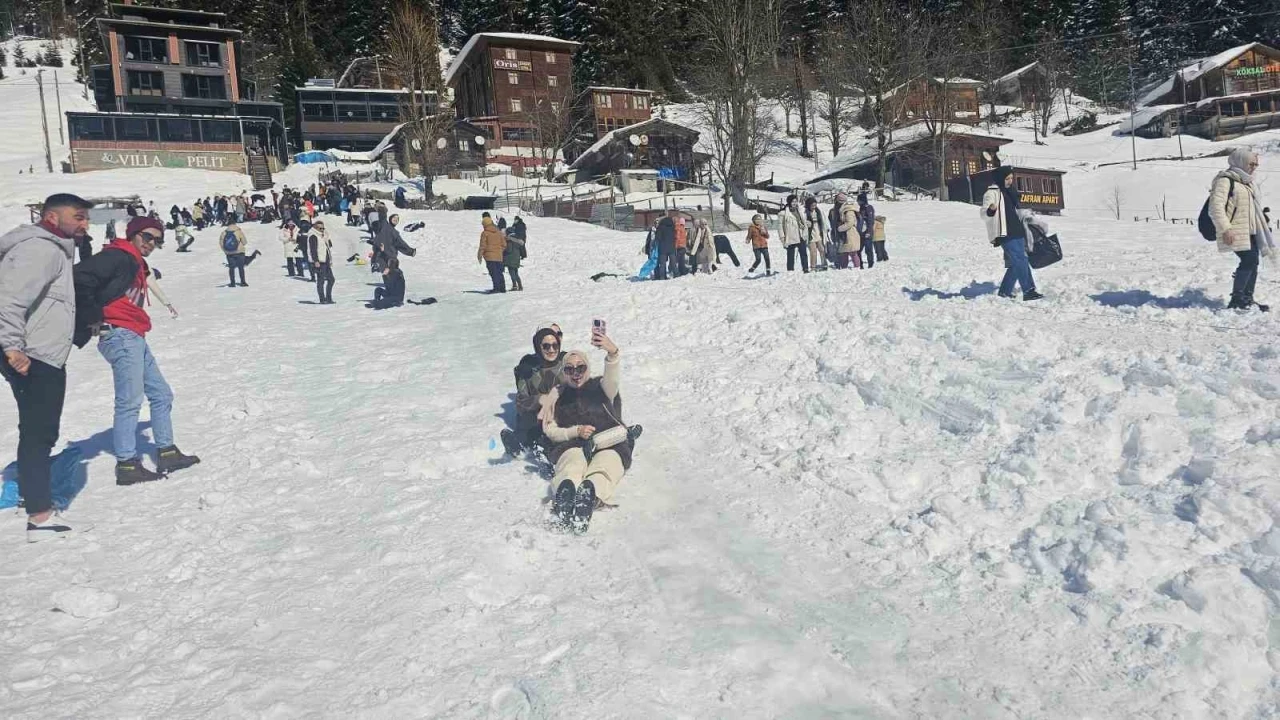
[1137,42,1273,107]
[803,122,1011,185]
[444,33,581,86]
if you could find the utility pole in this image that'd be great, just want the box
[1127,58,1137,171]
[54,70,64,145]
[36,70,53,172]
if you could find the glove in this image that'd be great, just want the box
[991,237,1005,248]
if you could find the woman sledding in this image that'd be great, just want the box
[542,329,639,533]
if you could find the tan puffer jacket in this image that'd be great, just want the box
[836,205,862,253]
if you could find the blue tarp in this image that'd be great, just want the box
[293,150,337,164]
[637,245,659,280]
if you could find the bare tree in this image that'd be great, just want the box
[963,0,1013,129]
[917,13,969,200]
[688,0,784,212]
[520,89,591,181]
[845,0,928,192]
[1029,28,1070,142]
[383,0,446,197]
[1106,184,1123,220]
[688,95,779,212]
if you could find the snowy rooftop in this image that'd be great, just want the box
[587,86,654,94]
[444,32,581,86]
[1137,42,1270,107]
[803,122,1010,185]
[566,117,695,173]
[995,62,1042,86]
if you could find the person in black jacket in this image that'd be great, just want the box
[653,210,677,280]
[369,259,405,309]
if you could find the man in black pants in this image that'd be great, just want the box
[0,193,92,541]
[654,209,677,280]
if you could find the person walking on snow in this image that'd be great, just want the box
[544,330,633,533]
[505,216,527,291]
[690,218,714,274]
[0,193,92,541]
[747,214,772,275]
[279,220,304,277]
[220,223,255,287]
[1210,148,1273,311]
[836,199,863,269]
[983,166,1042,301]
[782,194,809,273]
[674,217,690,277]
[804,196,828,270]
[308,220,336,304]
[73,217,200,485]
[478,215,508,293]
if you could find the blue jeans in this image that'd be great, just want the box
[98,328,174,462]
[999,236,1036,296]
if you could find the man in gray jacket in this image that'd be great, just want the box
[0,193,92,541]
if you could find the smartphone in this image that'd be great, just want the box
[592,319,606,337]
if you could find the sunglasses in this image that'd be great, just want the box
[140,231,162,243]
[541,342,560,351]
[564,364,588,376]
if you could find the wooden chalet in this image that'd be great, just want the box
[562,117,700,182]
[990,62,1051,110]
[1131,43,1280,140]
[889,77,984,125]
[804,122,1010,195]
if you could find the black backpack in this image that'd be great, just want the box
[1198,177,1234,242]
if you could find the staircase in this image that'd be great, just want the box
[246,153,273,191]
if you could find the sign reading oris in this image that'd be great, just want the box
[71,148,247,173]
[494,58,533,72]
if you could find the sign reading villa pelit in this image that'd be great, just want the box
[71,148,247,173]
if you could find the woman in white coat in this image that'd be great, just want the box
[781,194,809,273]
[1210,148,1271,311]
[279,220,303,277]
[689,219,715,274]
[982,166,1041,301]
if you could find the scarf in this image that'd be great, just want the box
[1251,187,1277,264]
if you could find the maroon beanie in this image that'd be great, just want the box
[125,216,165,240]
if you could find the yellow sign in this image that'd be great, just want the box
[1020,193,1060,205]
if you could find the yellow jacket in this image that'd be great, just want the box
[478,218,507,261]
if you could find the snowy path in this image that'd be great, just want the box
[2,205,1279,718]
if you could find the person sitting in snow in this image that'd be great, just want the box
[368,258,405,309]
[543,330,637,533]
[502,324,565,456]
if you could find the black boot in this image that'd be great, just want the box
[1228,295,1249,310]
[551,479,576,529]
[156,445,201,474]
[116,457,164,486]
[500,429,523,457]
[571,480,596,534]
[1257,302,1271,313]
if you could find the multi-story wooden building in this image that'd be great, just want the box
[1131,42,1280,141]
[296,82,439,152]
[889,77,984,125]
[587,87,653,139]
[70,1,286,179]
[445,32,580,147]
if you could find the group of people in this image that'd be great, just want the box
[478,212,529,293]
[1,196,201,541]
[500,322,637,533]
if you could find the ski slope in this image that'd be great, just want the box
[1,39,1280,719]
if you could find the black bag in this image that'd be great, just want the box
[1028,224,1063,269]
[1198,177,1234,242]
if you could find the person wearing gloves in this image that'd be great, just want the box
[836,199,863,269]
[279,220,304,277]
[542,331,633,533]
[502,324,566,456]
[804,197,828,270]
[1210,148,1273,311]
[73,216,201,486]
[689,218,715,274]
[0,193,91,541]
[309,220,336,304]
[478,215,508,293]
[982,166,1042,301]
[781,194,809,273]
[746,214,772,275]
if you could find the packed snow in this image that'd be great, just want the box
[2,38,1280,719]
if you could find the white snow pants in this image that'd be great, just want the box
[553,447,625,503]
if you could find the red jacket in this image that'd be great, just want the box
[101,239,152,337]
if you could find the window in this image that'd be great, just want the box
[1041,177,1059,194]
[505,47,518,60]
[508,72,520,85]
[301,102,335,120]
[369,104,399,121]
[547,75,558,87]
[458,140,469,152]
[967,160,978,176]
[632,95,648,110]
[184,41,221,68]
[124,36,167,63]
[69,115,114,141]
[1016,176,1032,192]
[509,98,523,113]
[127,71,164,96]
[199,119,240,143]
[502,127,537,142]
[949,158,961,177]
[336,103,369,121]
[546,52,557,64]
[159,118,197,142]
[596,93,612,108]
[115,117,156,141]
[182,74,226,100]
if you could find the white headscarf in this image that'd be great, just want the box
[1227,147,1258,184]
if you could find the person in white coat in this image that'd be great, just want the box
[279,220,303,277]
[803,197,828,270]
[1210,148,1272,311]
[689,219,715,274]
[836,200,863,269]
[781,194,809,273]
[308,220,336,304]
[982,166,1042,301]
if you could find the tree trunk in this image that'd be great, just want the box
[936,135,948,201]
[798,88,810,157]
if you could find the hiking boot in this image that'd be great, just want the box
[500,429,523,457]
[156,445,201,474]
[116,458,164,486]
[551,479,576,530]
[997,291,1015,299]
[1257,302,1271,313]
[571,480,596,534]
[1022,290,1044,301]
[26,511,86,543]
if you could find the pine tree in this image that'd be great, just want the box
[13,42,26,68]
[42,41,64,67]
